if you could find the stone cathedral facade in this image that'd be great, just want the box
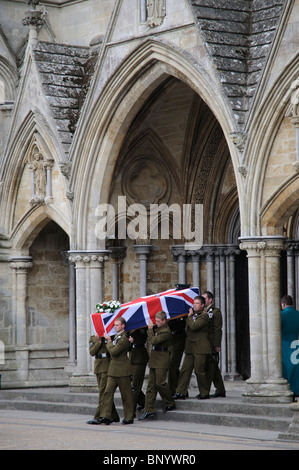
[0,0,298,403]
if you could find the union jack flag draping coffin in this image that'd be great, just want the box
[90,287,200,337]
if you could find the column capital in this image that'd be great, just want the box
[110,246,127,262]
[133,244,153,256]
[171,245,189,259]
[68,250,111,264]
[286,240,299,252]
[10,256,33,270]
[239,236,287,254]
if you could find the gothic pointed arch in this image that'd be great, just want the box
[0,110,70,240]
[69,38,240,248]
[242,51,299,236]
[11,205,69,251]
[261,177,299,234]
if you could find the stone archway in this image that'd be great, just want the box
[25,220,70,386]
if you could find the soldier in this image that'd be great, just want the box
[128,327,149,412]
[99,317,135,425]
[202,291,226,398]
[167,316,186,396]
[139,311,175,420]
[86,334,119,424]
[174,295,212,399]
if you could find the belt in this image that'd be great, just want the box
[151,346,168,352]
[132,344,146,349]
[95,352,110,359]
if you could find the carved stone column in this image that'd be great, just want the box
[224,246,241,380]
[187,249,202,289]
[133,244,153,297]
[216,246,227,374]
[204,246,215,293]
[240,237,293,403]
[22,0,46,46]
[10,256,33,383]
[10,257,33,346]
[66,258,76,371]
[171,245,187,285]
[68,250,110,391]
[286,241,299,308]
[110,247,127,301]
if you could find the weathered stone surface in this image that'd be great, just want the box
[188,0,284,128]
[33,42,98,154]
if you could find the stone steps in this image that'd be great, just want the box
[0,387,294,432]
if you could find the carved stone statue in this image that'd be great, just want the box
[28,145,47,204]
[146,0,166,27]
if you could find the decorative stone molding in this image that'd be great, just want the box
[230,131,247,153]
[22,1,47,28]
[66,190,74,201]
[121,156,171,207]
[10,257,33,271]
[59,162,71,179]
[110,246,127,262]
[68,251,111,264]
[239,237,287,254]
[238,165,247,177]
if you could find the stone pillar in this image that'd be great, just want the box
[224,247,241,380]
[133,244,153,296]
[44,160,54,200]
[171,245,188,285]
[10,256,33,383]
[22,1,46,47]
[188,249,201,289]
[239,237,293,403]
[205,246,215,293]
[263,240,287,383]
[10,257,33,346]
[66,259,76,371]
[218,246,227,374]
[286,241,299,308]
[68,250,110,391]
[110,247,127,302]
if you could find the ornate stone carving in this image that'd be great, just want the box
[22,1,47,27]
[68,251,110,264]
[28,145,47,205]
[146,0,166,28]
[10,257,33,271]
[122,157,171,207]
[59,162,71,179]
[230,131,247,153]
[238,165,247,177]
[289,79,299,120]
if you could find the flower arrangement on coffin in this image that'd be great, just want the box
[95,300,121,313]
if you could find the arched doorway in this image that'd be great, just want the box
[26,220,70,386]
[102,78,249,379]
